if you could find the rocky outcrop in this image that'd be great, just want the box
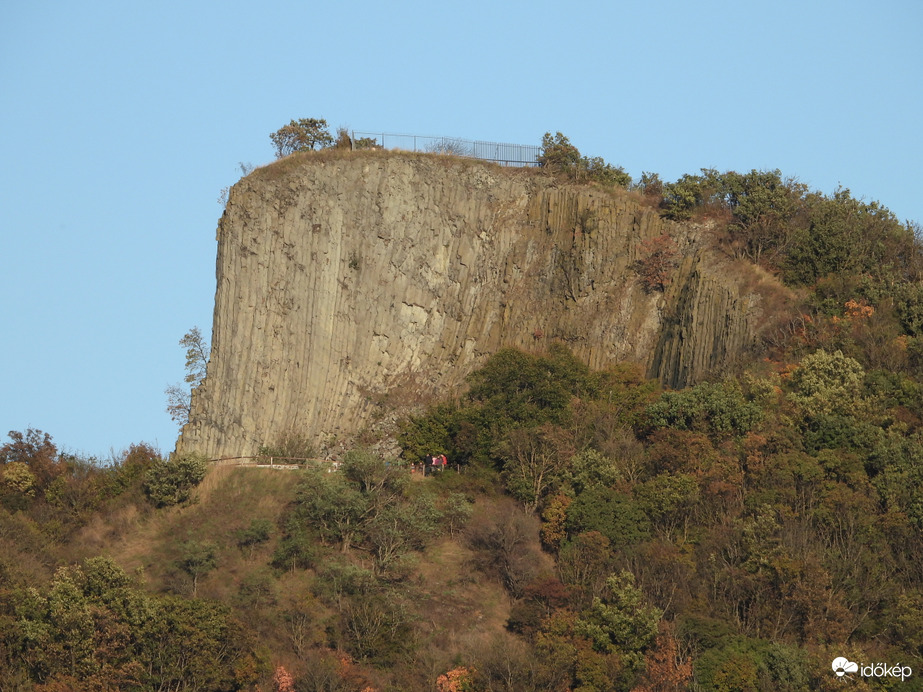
[176,151,785,460]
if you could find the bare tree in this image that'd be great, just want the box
[165,326,210,427]
[426,137,471,157]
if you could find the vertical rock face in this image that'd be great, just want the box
[177,152,784,460]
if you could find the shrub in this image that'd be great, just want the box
[636,171,663,200]
[467,501,542,597]
[426,137,471,157]
[897,282,923,336]
[397,402,458,464]
[635,234,678,292]
[574,570,662,672]
[538,131,631,187]
[787,348,866,417]
[583,156,631,188]
[566,485,650,549]
[660,170,722,220]
[235,518,273,558]
[142,453,208,507]
[646,380,762,438]
[257,430,315,463]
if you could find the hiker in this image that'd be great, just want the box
[439,453,448,470]
[424,453,434,476]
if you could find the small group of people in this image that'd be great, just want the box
[423,452,448,475]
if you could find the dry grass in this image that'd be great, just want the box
[410,534,512,664]
[69,465,302,592]
[247,146,548,185]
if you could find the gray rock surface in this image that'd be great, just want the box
[176,151,786,460]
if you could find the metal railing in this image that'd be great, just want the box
[210,455,339,470]
[351,131,541,167]
[210,455,467,476]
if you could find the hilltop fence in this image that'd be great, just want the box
[351,131,542,167]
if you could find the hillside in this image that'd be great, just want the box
[4,144,923,690]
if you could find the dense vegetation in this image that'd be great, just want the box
[5,139,923,689]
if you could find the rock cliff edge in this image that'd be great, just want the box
[177,151,786,459]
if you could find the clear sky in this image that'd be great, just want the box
[1,0,920,460]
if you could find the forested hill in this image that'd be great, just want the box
[3,144,923,690]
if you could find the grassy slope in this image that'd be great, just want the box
[60,465,519,685]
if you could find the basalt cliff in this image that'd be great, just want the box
[177,151,788,460]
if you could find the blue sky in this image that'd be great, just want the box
[1,0,921,459]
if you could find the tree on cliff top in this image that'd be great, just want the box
[270,118,334,158]
[539,131,631,187]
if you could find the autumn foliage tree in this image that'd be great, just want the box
[630,622,692,692]
[270,118,334,158]
[635,234,678,292]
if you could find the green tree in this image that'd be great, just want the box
[660,169,723,220]
[539,132,581,173]
[636,171,663,199]
[566,485,650,549]
[290,468,367,552]
[271,518,318,571]
[1,462,35,497]
[176,540,218,597]
[787,349,866,417]
[142,453,208,507]
[0,428,61,492]
[365,495,441,574]
[582,156,632,187]
[466,345,590,459]
[270,118,334,158]
[646,380,762,438]
[500,423,575,511]
[897,282,923,336]
[396,402,457,463]
[16,566,96,681]
[784,187,908,285]
[10,557,253,690]
[575,571,662,677]
[634,472,699,538]
[721,169,805,265]
[538,132,630,187]
[235,518,273,559]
